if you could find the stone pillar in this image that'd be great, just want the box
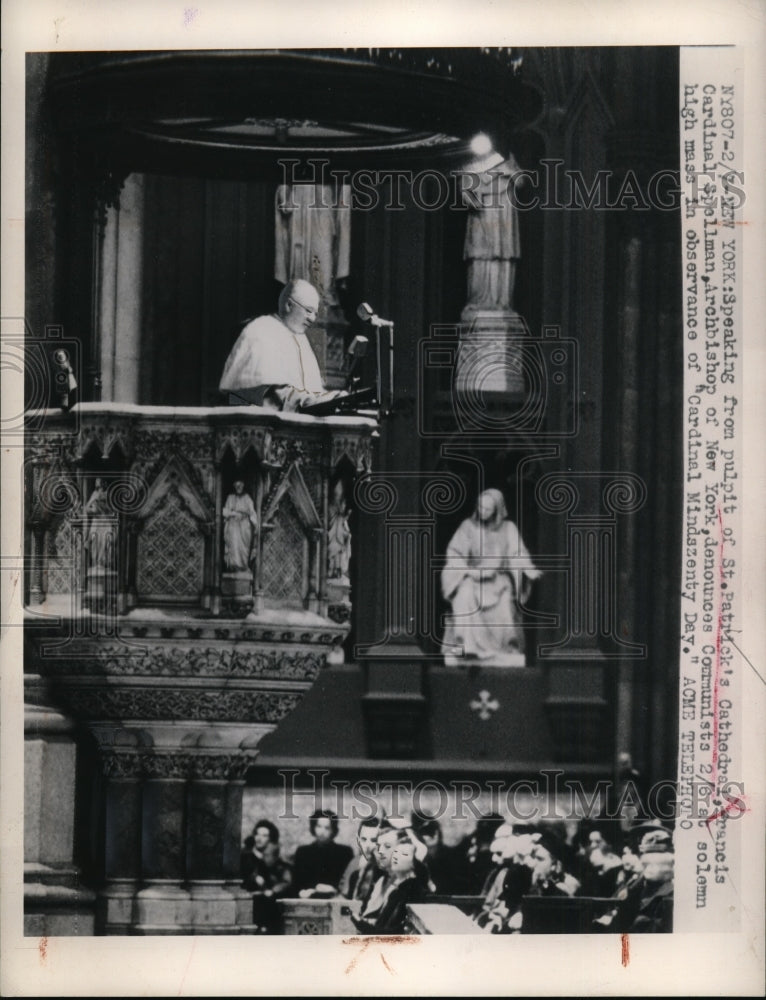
[98,751,144,935]
[98,172,144,404]
[455,312,527,407]
[536,472,648,659]
[222,778,258,932]
[185,767,236,934]
[24,675,95,935]
[134,768,192,935]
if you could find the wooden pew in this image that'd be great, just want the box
[423,894,484,916]
[405,903,485,935]
[520,895,617,934]
[278,897,360,935]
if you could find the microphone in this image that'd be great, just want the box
[346,335,369,387]
[357,302,394,328]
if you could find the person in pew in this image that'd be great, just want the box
[356,823,399,923]
[456,813,507,895]
[351,832,430,935]
[292,809,354,899]
[339,815,386,902]
[473,824,536,933]
[241,819,280,892]
[252,840,293,934]
[526,829,581,899]
[412,817,463,896]
[584,838,626,898]
[627,843,674,933]
[218,278,347,412]
[591,823,673,932]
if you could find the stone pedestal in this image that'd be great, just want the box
[221,570,254,601]
[455,311,527,404]
[24,678,96,935]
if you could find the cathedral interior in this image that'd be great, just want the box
[23,46,683,935]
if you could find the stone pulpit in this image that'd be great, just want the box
[23,403,377,934]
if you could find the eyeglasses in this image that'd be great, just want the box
[288,297,317,318]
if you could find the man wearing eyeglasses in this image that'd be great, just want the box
[219,278,345,412]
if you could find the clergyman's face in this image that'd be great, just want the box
[284,288,319,335]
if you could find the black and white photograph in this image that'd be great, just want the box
[2,1,764,996]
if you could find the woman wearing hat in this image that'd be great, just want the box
[527,831,581,898]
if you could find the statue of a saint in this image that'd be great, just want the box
[327,481,351,583]
[222,480,259,573]
[458,152,523,314]
[275,183,351,306]
[83,478,114,570]
[441,489,541,666]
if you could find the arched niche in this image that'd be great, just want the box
[430,436,550,662]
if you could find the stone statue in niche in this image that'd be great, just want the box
[327,480,351,585]
[441,488,542,667]
[221,479,258,599]
[84,478,114,570]
[458,151,524,317]
[83,477,118,608]
[275,183,351,308]
[326,480,352,662]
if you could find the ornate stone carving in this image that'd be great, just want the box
[136,490,206,599]
[214,425,269,464]
[44,645,324,681]
[54,686,304,724]
[330,435,373,473]
[77,417,135,462]
[100,748,262,780]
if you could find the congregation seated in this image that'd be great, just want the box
[240,810,674,936]
[592,823,674,934]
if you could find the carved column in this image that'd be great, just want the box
[535,472,648,761]
[98,173,144,405]
[135,756,192,935]
[354,472,466,758]
[99,747,145,934]
[185,756,235,934]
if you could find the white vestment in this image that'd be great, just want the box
[219,313,324,400]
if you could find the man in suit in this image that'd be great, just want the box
[340,816,385,901]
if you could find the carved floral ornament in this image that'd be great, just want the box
[100,748,262,780]
[43,644,326,680]
[52,685,305,724]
